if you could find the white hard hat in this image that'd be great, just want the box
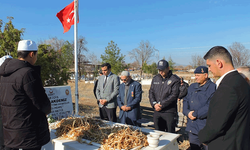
[0,55,12,66]
[17,40,38,51]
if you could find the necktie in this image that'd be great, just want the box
[103,76,107,88]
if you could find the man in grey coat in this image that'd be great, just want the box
[96,63,120,122]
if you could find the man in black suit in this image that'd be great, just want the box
[93,71,103,99]
[198,46,250,150]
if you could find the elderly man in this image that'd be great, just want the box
[198,46,250,150]
[117,71,142,126]
[183,66,216,150]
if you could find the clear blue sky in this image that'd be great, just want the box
[1,0,250,65]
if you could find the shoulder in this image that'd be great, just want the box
[184,82,189,86]
[189,82,197,88]
[152,74,161,80]
[222,71,248,88]
[110,73,119,78]
[131,80,141,86]
[170,74,180,82]
[98,75,104,80]
[207,79,216,88]
[188,83,199,91]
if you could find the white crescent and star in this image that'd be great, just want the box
[67,10,75,23]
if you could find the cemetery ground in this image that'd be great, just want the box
[68,77,191,150]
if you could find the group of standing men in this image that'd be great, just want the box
[0,39,248,150]
[183,46,250,150]
[95,46,250,150]
[94,63,142,126]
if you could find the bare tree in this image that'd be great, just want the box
[190,54,206,68]
[88,52,99,65]
[130,61,140,70]
[129,40,158,78]
[74,36,88,79]
[88,52,101,79]
[228,42,250,68]
[38,37,65,51]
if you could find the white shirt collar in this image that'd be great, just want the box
[216,69,236,88]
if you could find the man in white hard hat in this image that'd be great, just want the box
[0,40,51,150]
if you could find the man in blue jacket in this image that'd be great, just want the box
[117,71,142,126]
[183,66,216,150]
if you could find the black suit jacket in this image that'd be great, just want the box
[198,71,250,150]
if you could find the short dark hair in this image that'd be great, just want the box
[203,46,233,65]
[17,51,37,59]
[101,63,111,69]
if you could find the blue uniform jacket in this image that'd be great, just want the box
[183,79,216,135]
[117,79,142,125]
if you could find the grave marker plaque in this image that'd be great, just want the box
[45,86,73,119]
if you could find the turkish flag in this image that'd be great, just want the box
[56,1,79,33]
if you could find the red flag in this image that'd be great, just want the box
[56,1,79,33]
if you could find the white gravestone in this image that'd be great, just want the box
[45,86,73,119]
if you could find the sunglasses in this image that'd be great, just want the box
[120,78,127,81]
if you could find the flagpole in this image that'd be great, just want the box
[74,0,79,116]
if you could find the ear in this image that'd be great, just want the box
[216,59,223,68]
[204,73,208,78]
[28,52,34,57]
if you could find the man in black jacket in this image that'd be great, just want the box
[177,77,189,112]
[149,60,180,133]
[0,40,51,150]
[93,71,103,99]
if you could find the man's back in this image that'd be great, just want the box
[0,58,51,149]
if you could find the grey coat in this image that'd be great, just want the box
[96,72,120,108]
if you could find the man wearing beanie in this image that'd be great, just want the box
[0,40,51,150]
[117,71,142,126]
[183,66,216,150]
[149,59,180,133]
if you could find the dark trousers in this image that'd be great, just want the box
[153,111,176,133]
[4,146,41,150]
[99,107,117,122]
[189,133,208,150]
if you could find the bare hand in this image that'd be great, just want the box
[99,99,107,105]
[188,111,196,120]
[102,99,107,105]
[154,104,162,111]
[126,107,131,111]
[121,106,127,111]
